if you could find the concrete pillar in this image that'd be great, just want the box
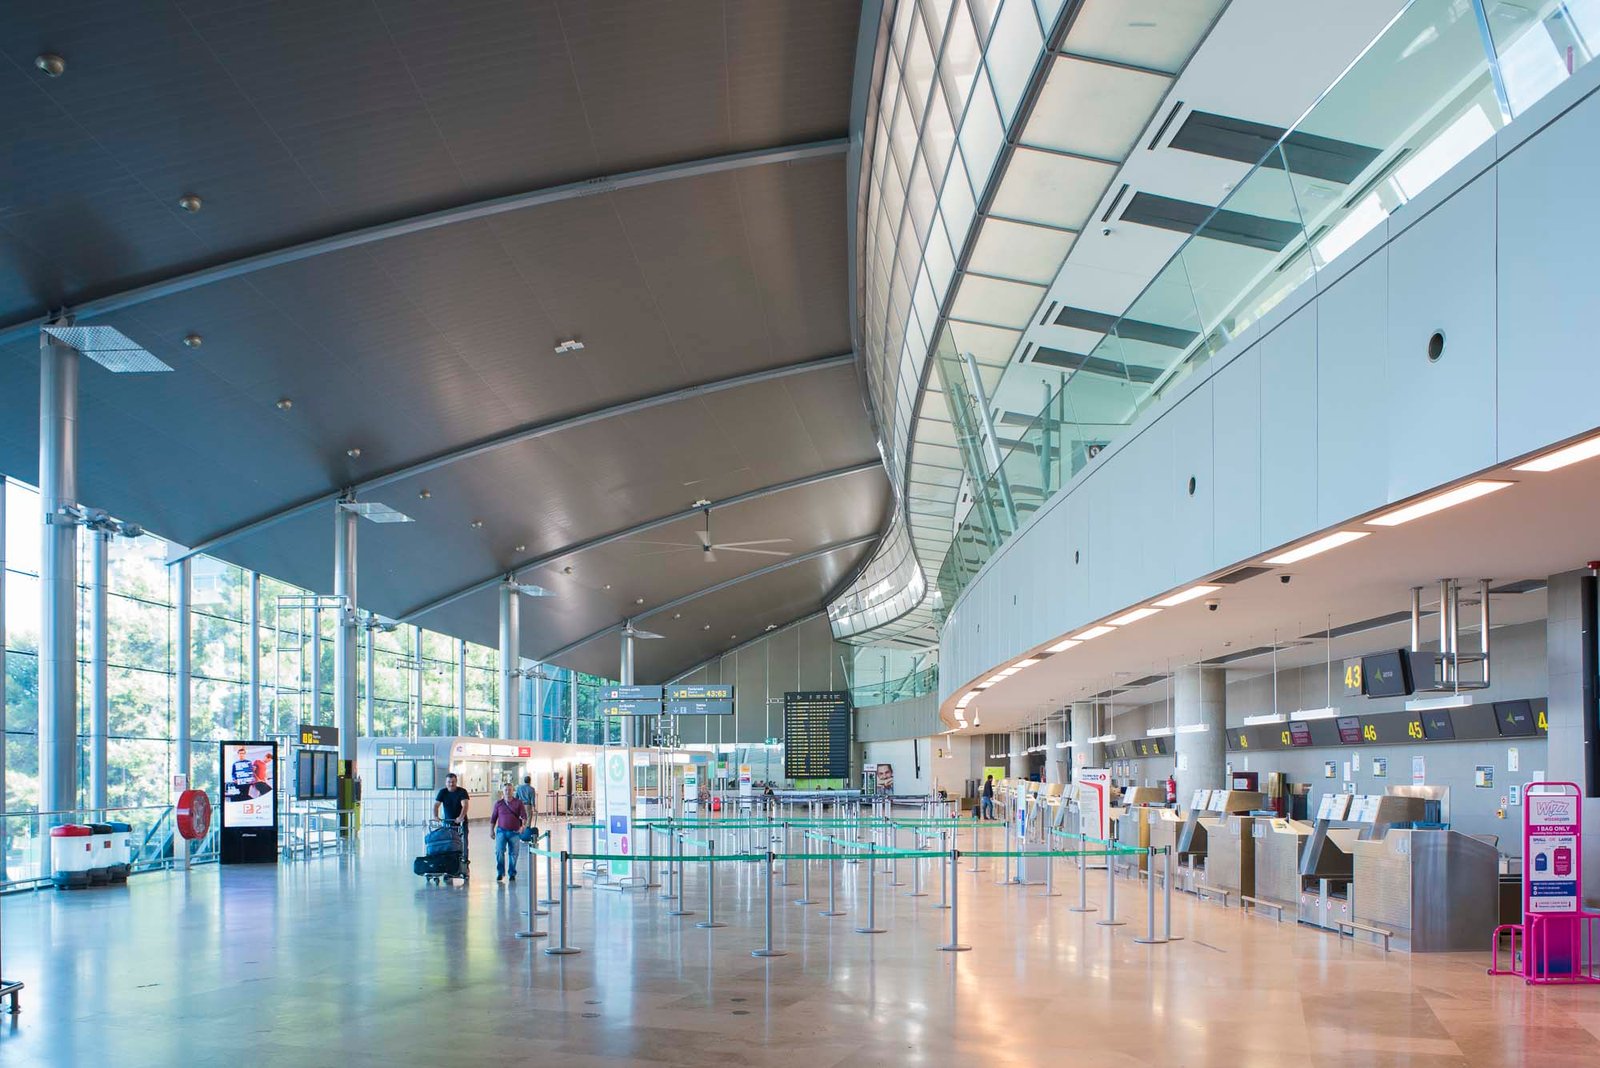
[1174,664,1227,808]
[247,571,261,738]
[333,504,358,761]
[39,330,79,818]
[1044,717,1068,784]
[1008,731,1027,780]
[455,638,467,736]
[498,584,519,739]
[89,527,110,812]
[1546,569,1600,902]
[1069,701,1102,778]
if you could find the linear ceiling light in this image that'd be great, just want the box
[1146,726,1175,737]
[982,673,1009,686]
[1085,733,1118,744]
[1175,723,1211,734]
[1107,607,1160,626]
[1014,658,1041,668]
[1074,625,1116,641]
[956,692,978,708]
[1046,638,1081,653]
[1289,707,1339,721]
[1514,433,1600,472]
[1242,712,1287,725]
[1264,530,1369,565]
[1367,480,1513,526]
[1054,741,1070,749]
[1154,584,1222,607]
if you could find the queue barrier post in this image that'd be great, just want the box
[820,835,845,917]
[668,831,695,918]
[539,831,557,906]
[644,825,660,889]
[1097,848,1125,927]
[934,830,951,910]
[1133,846,1166,945]
[752,849,786,958]
[780,822,794,887]
[1069,834,1096,914]
[1163,846,1182,943]
[565,824,581,889]
[515,839,549,940]
[794,833,816,905]
[969,816,982,873]
[695,839,727,929]
[544,852,582,956]
[939,847,970,952]
[856,841,886,934]
[906,830,927,898]
[1041,839,1060,898]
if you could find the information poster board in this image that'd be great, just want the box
[783,691,851,779]
[600,748,633,878]
[220,740,278,863]
[1075,768,1112,842]
[1525,785,1581,914]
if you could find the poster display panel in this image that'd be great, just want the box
[219,740,278,863]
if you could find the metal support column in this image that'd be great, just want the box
[175,557,193,785]
[410,624,424,739]
[247,571,262,738]
[88,527,110,813]
[0,482,8,878]
[38,329,79,820]
[455,638,467,735]
[363,619,375,738]
[499,583,519,739]
[530,661,544,742]
[333,503,358,762]
[568,670,579,744]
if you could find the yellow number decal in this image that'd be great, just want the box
[1281,730,1292,746]
[1407,720,1424,740]
[1239,734,1249,749]
[1537,709,1548,731]
[1362,724,1377,742]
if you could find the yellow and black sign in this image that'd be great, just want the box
[299,724,339,747]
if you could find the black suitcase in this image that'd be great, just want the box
[414,851,464,881]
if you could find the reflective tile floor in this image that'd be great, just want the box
[2,823,1598,1067]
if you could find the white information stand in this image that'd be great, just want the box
[599,747,636,886]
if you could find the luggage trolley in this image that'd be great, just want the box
[415,818,470,884]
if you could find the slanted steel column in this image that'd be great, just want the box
[499,584,519,739]
[455,638,467,736]
[174,558,193,785]
[530,661,545,742]
[0,484,7,875]
[39,330,80,818]
[363,620,376,738]
[410,624,424,739]
[569,672,579,745]
[333,503,358,761]
[309,603,323,726]
[247,571,262,738]
[89,527,110,811]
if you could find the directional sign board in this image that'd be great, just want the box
[665,683,735,716]
[600,684,663,717]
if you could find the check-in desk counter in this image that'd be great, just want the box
[1112,789,1166,873]
[1169,789,1264,889]
[1350,829,1499,951]
[1297,792,1429,932]
[1199,813,1256,903]
[1248,818,1314,918]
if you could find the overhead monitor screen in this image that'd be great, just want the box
[222,742,276,828]
[1335,717,1364,745]
[1494,699,1538,738]
[1288,722,1314,747]
[1419,708,1457,740]
[1361,649,1414,697]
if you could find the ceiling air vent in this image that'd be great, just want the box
[1213,565,1274,584]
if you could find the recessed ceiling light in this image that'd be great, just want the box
[730,635,737,640]
[182,333,203,348]
[1073,625,1116,641]
[1107,607,1160,627]
[1514,432,1600,472]
[603,583,611,590]
[1153,584,1222,608]
[178,194,202,213]
[346,447,362,458]
[417,489,431,500]
[635,597,644,605]
[703,624,711,630]
[275,398,292,410]
[1264,530,1368,564]
[1367,480,1514,526]
[1046,638,1080,653]
[554,339,585,354]
[34,53,65,77]
[470,519,483,529]
[562,566,573,575]
[673,613,682,619]
[513,544,526,553]
[765,623,777,631]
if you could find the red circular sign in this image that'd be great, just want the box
[176,789,212,840]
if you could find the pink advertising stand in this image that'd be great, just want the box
[1490,782,1599,984]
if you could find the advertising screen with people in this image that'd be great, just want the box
[221,742,276,828]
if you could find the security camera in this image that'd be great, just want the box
[1280,574,1292,584]
[1205,599,1220,612]
[1101,227,1113,237]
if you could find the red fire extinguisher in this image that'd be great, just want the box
[1165,774,1177,805]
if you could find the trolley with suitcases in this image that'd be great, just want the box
[415,819,468,884]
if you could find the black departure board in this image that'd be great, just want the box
[1131,737,1168,757]
[783,691,851,778]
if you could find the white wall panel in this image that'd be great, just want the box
[1257,307,1318,550]
[1317,248,1390,524]
[1210,345,1261,567]
[1497,87,1600,459]
[1385,173,1498,500]
[1168,380,1214,582]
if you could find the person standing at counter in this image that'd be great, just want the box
[491,783,529,882]
[981,775,995,820]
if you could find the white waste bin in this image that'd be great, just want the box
[50,825,94,889]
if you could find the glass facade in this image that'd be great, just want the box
[1,476,616,817]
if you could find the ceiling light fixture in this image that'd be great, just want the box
[1242,712,1287,726]
[1054,741,1070,749]
[554,339,585,354]
[673,612,682,619]
[470,519,484,529]
[1086,733,1118,744]
[178,194,202,213]
[602,583,611,590]
[182,333,203,348]
[276,398,292,410]
[635,597,644,605]
[1073,625,1116,641]
[765,623,776,631]
[346,447,362,458]
[1146,726,1175,738]
[1046,638,1081,653]
[1514,432,1600,472]
[1367,480,1513,526]
[35,53,65,77]
[1175,723,1210,734]
[562,565,573,574]
[981,672,1009,686]
[1107,607,1160,626]
[703,624,711,631]
[1013,658,1040,668]
[418,489,431,499]
[513,544,525,553]
[1289,707,1339,721]
[1264,530,1369,564]
[1153,584,1222,608]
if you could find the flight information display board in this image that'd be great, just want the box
[783,691,851,778]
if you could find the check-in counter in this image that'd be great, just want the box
[1174,789,1265,884]
[1249,818,1314,915]
[1298,791,1429,931]
[1350,829,1499,951]
[1200,813,1256,902]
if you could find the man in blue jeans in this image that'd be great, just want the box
[490,783,529,882]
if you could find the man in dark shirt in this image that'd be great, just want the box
[434,773,471,855]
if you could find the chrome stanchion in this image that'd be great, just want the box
[644,825,660,889]
[934,830,951,910]
[1040,839,1060,897]
[794,834,816,905]
[968,816,982,873]
[1163,846,1183,942]
[1069,837,1096,914]
[516,842,549,940]
[660,828,678,901]
[906,831,927,897]
[544,853,582,956]
[564,824,581,889]
[998,815,1013,885]
[780,821,794,886]
[1134,847,1166,944]
[939,848,970,952]
[539,831,557,906]
[820,837,845,917]
[668,832,694,918]
[1096,848,1124,927]
[695,840,726,929]
[752,850,786,957]
[856,841,886,934]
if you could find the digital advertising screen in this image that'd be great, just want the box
[222,742,277,827]
[1361,649,1414,697]
[1493,699,1539,738]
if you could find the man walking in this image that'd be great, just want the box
[491,783,529,882]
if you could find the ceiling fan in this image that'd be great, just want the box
[632,508,793,563]
[620,618,665,641]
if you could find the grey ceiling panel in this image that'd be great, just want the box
[1169,110,1380,186]
[1119,192,1301,253]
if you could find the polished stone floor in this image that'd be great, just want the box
[1,821,1597,1067]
